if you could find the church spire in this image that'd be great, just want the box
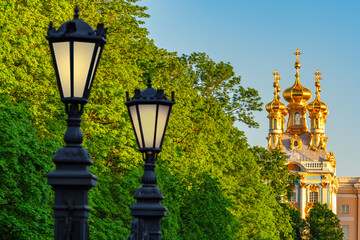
[294,48,302,78]
[266,70,288,150]
[314,69,322,100]
[272,69,281,99]
[283,49,312,135]
[307,69,329,151]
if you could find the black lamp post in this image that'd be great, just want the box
[45,6,107,240]
[126,78,175,240]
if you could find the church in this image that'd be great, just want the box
[265,49,360,240]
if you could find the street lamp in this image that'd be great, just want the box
[126,78,175,240]
[45,6,107,240]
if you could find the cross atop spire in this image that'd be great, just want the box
[293,48,302,57]
[314,69,322,96]
[314,69,322,81]
[272,69,280,78]
[293,48,302,71]
[272,69,282,99]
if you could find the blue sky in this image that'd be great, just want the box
[141,0,360,177]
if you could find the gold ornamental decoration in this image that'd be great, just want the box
[267,133,283,150]
[290,134,302,150]
[309,184,318,191]
[308,133,328,152]
[305,202,315,217]
[300,182,307,188]
[321,182,329,188]
[327,152,336,168]
[290,202,300,210]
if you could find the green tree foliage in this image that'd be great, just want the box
[0,95,57,239]
[281,203,307,240]
[251,147,298,199]
[158,167,234,240]
[307,203,344,240]
[181,52,263,128]
[0,0,298,239]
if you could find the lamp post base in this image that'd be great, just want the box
[47,147,97,240]
[47,103,97,240]
[127,153,167,240]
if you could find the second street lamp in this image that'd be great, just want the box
[126,78,175,240]
[45,6,107,240]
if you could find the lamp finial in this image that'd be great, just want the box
[74,6,80,19]
[147,77,152,88]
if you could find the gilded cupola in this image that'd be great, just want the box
[266,70,288,128]
[283,49,312,135]
[307,69,329,124]
[266,70,287,150]
[307,69,329,152]
[283,49,312,105]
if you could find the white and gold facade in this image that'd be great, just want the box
[266,49,338,218]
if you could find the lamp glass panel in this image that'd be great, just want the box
[129,105,143,148]
[74,42,95,98]
[53,42,71,97]
[138,104,157,148]
[155,105,170,148]
[88,46,101,89]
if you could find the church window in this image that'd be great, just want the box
[309,192,318,202]
[342,225,349,240]
[341,205,350,214]
[274,119,277,129]
[294,112,300,125]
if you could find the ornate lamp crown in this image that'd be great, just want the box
[126,78,175,153]
[46,6,107,103]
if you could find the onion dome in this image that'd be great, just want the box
[308,69,328,117]
[266,70,288,116]
[283,49,312,105]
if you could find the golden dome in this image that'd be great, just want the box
[307,69,328,116]
[266,70,288,116]
[283,49,312,105]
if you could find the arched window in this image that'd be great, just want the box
[294,112,300,125]
[309,192,318,203]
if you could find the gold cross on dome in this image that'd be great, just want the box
[272,69,282,81]
[272,69,279,79]
[272,69,281,95]
[313,69,322,81]
[313,69,322,95]
[293,48,302,56]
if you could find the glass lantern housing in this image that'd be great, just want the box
[126,79,175,153]
[46,7,107,103]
